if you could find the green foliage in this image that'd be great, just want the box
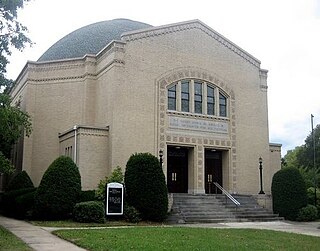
[0,94,32,158]
[73,201,105,223]
[34,156,81,220]
[124,204,141,223]
[95,166,124,201]
[2,187,36,218]
[6,170,33,191]
[0,0,32,92]
[125,153,168,222]
[78,190,96,203]
[297,204,318,221]
[0,151,14,174]
[272,167,308,220]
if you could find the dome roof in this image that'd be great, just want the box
[38,19,152,62]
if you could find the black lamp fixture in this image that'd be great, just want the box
[259,157,265,194]
[159,149,163,167]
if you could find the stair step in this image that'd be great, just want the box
[167,193,283,224]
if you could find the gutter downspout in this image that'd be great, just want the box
[73,125,77,165]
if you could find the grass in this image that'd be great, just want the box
[0,226,32,251]
[54,226,320,251]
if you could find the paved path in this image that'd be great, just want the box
[1,215,320,251]
[0,215,86,251]
[181,220,320,237]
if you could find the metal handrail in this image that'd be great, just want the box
[213,182,240,207]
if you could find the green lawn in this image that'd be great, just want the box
[0,226,32,251]
[54,226,320,251]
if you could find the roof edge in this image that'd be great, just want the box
[122,19,261,68]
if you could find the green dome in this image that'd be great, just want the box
[38,18,152,62]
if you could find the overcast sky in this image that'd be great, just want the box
[6,0,320,156]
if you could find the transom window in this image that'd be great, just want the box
[167,79,228,117]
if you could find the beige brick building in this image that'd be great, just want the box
[10,18,281,195]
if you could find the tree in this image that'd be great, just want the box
[0,94,32,158]
[0,0,32,91]
[272,167,308,220]
[34,156,81,220]
[125,153,168,222]
[296,124,320,171]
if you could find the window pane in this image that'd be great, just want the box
[168,84,177,110]
[195,101,202,113]
[207,86,214,97]
[168,98,176,110]
[181,81,189,93]
[207,97,214,104]
[195,82,202,95]
[181,93,189,100]
[207,103,214,115]
[219,93,227,117]
[181,99,189,112]
[195,95,202,102]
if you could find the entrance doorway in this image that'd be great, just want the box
[167,146,188,193]
[205,150,222,194]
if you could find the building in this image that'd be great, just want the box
[10,18,281,196]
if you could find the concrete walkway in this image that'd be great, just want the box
[181,220,320,237]
[0,215,86,251]
[1,215,320,251]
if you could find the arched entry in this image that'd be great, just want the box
[167,146,188,193]
[205,149,222,194]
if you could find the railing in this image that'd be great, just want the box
[213,182,240,208]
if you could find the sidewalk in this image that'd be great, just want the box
[181,220,320,237]
[0,215,86,251]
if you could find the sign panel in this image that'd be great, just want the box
[169,116,228,134]
[106,182,124,216]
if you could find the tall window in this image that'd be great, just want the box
[168,85,176,110]
[219,93,227,117]
[181,81,190,112]
[207,86,215,115]
[194,82,202,114]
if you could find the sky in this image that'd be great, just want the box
[5,0,320,156]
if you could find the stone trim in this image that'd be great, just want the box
[122,20,261,68]
[156,67,237,192]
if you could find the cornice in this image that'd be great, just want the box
[122,20,261,68]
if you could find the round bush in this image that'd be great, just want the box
[124,204,141,223]
[125,153,168,222]
[73,201,105,223]
[34,156,81,220]
[6,170,34,191]
[297,204,318,221]
[272,167,308,220]
[2,187,36,218]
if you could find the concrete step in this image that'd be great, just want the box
[167,193,283,224]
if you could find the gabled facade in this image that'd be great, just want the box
[10,19,281,195]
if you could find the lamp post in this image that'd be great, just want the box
[259,157,265,194]
[311,114,317,207]
[159,149,163,168]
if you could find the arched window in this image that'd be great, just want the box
[167,79,228,117]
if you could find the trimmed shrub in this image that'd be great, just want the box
[272,167,308,220]
[124,204,141,223]
[6,170,34,191]
[125,153,168,222]
[95,166,124,201]
[34,156,81,220]
[2,187,36,218]
[78,190,96,203]
[73,201,105,223]
[297,204,318,221]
